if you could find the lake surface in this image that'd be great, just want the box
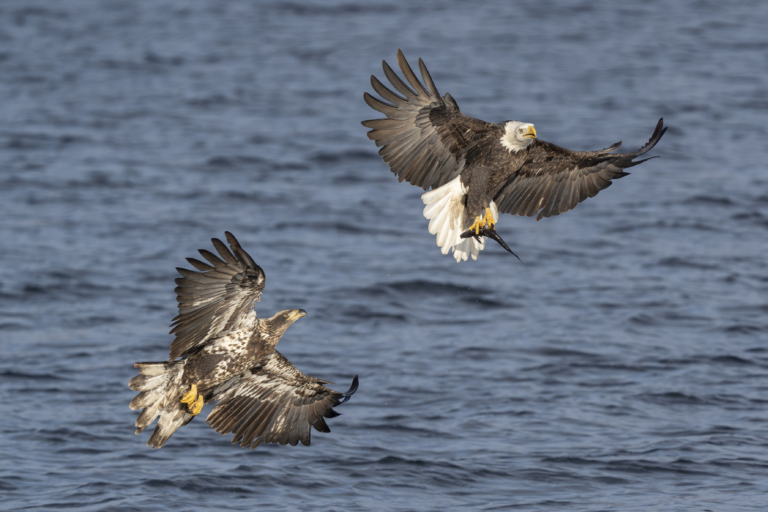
[1,1,768,510]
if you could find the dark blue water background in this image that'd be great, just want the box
[1,1,768,510]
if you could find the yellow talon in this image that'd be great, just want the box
[467,209,496,235]
[188,395,204,416]
[180,384,197,404]
[180,384,204,415]
[483,208,496,229]
[468,215,484,235]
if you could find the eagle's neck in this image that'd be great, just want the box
[246,320,281,361]
[253,318,289,349]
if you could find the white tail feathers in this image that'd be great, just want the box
[421,177,498,262]
[129,361,191,449]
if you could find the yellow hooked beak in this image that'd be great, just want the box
[522,125,537,139]
[286,309,307,322]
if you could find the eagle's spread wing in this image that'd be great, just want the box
[169,232,265,361]
[362,49,495,190]
[206,351,358,448]
[494,119,666,220]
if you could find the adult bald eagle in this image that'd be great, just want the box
[362,50,667,262]
[129,232,358,449]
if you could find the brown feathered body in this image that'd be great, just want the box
[128,232,358,449]
[180,316,273,391]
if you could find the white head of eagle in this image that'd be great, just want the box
[500,121,537,153]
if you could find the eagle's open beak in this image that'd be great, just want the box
[286,309,307,322]
[522,126,537,139]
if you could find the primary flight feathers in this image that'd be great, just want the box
[170,232,265,361]
[363,49,666,261]
[129,232,358,449]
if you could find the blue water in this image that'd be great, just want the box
[1,1,768,510]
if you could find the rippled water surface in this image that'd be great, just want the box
[2,1,768,510]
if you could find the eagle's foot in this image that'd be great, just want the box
[468,209,496,235]
[180,383,198,404]
[188,395,204,416]
[181,384,204,415]
[482,208,496,230]
[468,216,485,235]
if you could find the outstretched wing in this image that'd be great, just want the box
[169,232,265,361]
[494,118,666,220]
[362,49,495,190]
[206,351,358,449]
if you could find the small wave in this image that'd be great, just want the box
[341,306,408,322]
[275,3,390,17]
[63,315,122,328]
[721,324,767,334]
[205,155,266,168]
[388,280,490,296]
[0,322,30,330]
[0,480,18,491]
[0,370,66,381]
[638,392,708,406]
[709,355,755,365]
[459,296,508,308]
[602,459,716,476]
[185,94,240,108]
[682,195,734,206]
[312,149,379,164]
[656,257,719,270]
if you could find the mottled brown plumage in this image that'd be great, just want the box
[128,232,358,449]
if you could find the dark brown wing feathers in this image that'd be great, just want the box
[168,231,265,361]
[396,51,431,97]
[362,49,494,190]
[418,58,441,97]
[636,118,666,156]
[495,118,666,220]
[206,351,358,449]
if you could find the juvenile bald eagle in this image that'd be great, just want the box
[362,50,667,262]
[129,232,358,449]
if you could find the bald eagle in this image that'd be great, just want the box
[362,50,667,262]
[129,232,358,449]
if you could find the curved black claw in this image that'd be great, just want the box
[460,227,521,262]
